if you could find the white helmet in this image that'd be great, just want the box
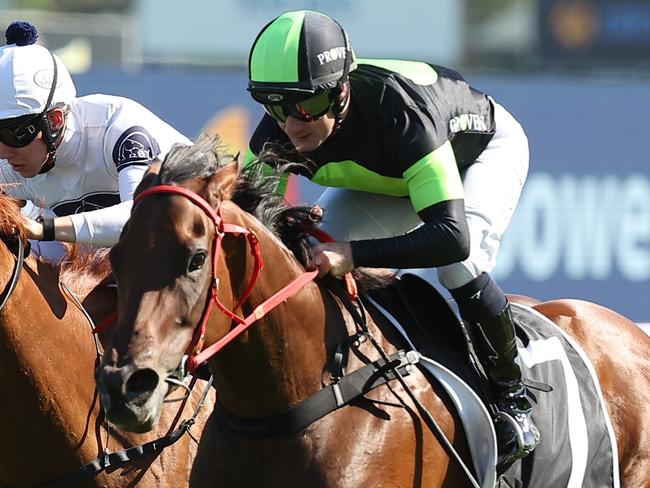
[0,23,76,120]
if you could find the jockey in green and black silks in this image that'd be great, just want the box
[244,9,538,466]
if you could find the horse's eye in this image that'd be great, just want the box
[187,250,208,273]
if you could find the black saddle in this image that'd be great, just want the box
[365,273,489,399]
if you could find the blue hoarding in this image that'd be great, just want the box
[539,0,650,69]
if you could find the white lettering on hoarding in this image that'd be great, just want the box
[618,176,650,281]
[494,173,650,282]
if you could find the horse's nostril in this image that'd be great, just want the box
[125,368,159,397]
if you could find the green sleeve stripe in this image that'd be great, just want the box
[403,141,464,212]
[312,161,408,196]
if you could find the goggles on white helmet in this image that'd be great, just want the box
[0,21,76,165]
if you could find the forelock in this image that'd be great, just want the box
[159,133,234,184]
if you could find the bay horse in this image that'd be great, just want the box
[0,194,213,487]
[95,135,650,487]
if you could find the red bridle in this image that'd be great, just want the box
[133,185,319,372]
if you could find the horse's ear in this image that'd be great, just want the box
[133,161,162,198]
[207,160,240,204]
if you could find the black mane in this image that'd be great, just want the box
[158,135,319,268]
[234,144,322,270]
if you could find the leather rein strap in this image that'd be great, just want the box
[0,236,24,311]
[134,185,318,372]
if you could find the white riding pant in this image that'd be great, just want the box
[29,240,68,262]
[315,101,529,291]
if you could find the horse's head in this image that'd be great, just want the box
[95,136,240,432]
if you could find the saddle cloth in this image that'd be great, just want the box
[501,303,619,488]
[366,275,619,488]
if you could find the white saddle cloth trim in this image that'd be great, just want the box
[366,296,497,488]
[511,302,620,488]
[518,336,588,487]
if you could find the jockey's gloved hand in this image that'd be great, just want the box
[311,241,354,278]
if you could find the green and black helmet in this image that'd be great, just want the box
[248,10,356,105]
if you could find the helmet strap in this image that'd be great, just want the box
[328,28,353,137]
[38,51,60,174]
[329,83,349,137]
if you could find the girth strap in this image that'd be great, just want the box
[215,349,420,437]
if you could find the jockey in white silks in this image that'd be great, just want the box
[0,21,190,261]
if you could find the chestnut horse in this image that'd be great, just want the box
[95,136,650,487]
[0,195,213,487]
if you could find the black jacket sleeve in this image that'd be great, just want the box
[349,199,470,269]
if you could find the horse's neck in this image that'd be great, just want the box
[0,248,183,485]
[212,206,340,417]
[0,244,198,486]
[0,247,106,480]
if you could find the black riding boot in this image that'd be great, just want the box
[450,272,540,466]
[472,302,540,465]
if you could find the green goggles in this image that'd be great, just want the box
[0,114,42,148]
[252,90,337,123]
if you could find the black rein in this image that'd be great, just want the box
[0,235,24,311]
